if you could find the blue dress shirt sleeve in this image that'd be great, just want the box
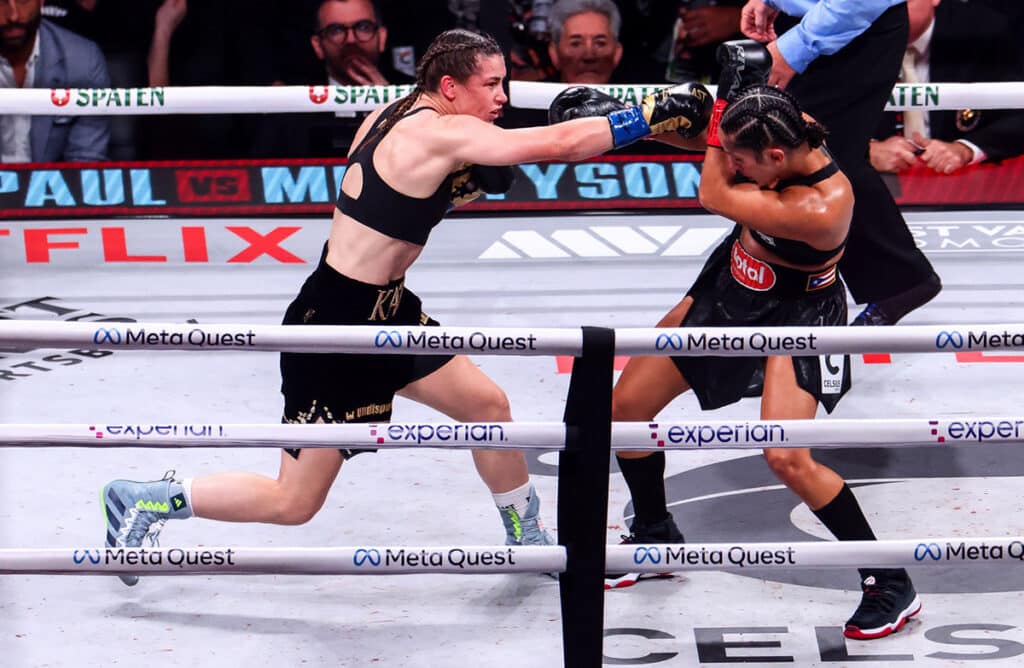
[764,0,902,73]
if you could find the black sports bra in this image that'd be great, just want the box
[750,160,847,265]
[337,103,453,246]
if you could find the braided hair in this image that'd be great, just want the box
[719,84,828,155]
[378,28,503,134]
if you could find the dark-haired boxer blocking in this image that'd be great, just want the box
[100,27,714,587]
[607,83,921,641]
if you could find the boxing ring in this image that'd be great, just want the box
[3,85,1024,667]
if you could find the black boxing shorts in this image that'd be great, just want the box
[280,247,453,460]
[673,231,851,413]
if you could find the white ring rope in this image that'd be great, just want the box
[606,537,1024,572]
[615,323,1024,356]
[0,82,1015,115]
[0,320,1021,356]
[0,321,582,356]
[0,85,414,115]
[2,418,1020,449]
[511,80,1024,112]
[614,417,1024,449]
[0,422,565,449]
[0,545,564,575]
[2,538,1017,575]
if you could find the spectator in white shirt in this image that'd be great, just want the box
[0,0,110,162]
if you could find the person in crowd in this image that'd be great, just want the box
[43,0,153,159]
[504,0,624,130]
[101,28,712,586]
[311,0,410,87]
[547,0,624,85]
[251,0,417,158]
[616,0,745,84]
[870,0,1024,174]
[741,0,941,326]
[146,0,185,88]
[0,0,109,162]
[507,0,558,82]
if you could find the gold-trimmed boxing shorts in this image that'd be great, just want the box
[279,245,452,460]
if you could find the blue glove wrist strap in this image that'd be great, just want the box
[607,107,651,148]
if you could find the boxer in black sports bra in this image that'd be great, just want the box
[100,27,714,578]
[605,83,919,642]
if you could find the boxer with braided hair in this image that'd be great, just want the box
[100,27,713,587]
[718,84,827,152]
[607,78,920,641]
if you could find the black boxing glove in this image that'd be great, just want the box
[656,81,713,139]
[716,39,772,103]
[548,85,626,124]
[708,39,772,147]
[606,82,714,146]
[450,164,517,208]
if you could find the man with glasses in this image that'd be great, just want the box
[251,0,411,158]
[312,0,409,87]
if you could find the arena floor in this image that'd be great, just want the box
[2,209,1024,667]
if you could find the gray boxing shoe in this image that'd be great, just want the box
[102,471,192,586]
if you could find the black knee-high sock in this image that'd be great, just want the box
[813,483,906,581]
[617,452,669,528]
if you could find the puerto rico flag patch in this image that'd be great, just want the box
[806,265,837,291]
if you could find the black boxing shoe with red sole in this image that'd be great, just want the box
[844,574,922,640]
[605,515,684,590]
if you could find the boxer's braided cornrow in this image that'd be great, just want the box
[720,84,828,153]
[379,29,502,134]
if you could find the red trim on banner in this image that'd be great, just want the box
[894,156,1024,205]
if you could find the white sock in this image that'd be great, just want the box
[492,481,533,517]
[181,477,194,509]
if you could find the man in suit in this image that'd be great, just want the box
[0,0,110,162]
[871,0,1024,174]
